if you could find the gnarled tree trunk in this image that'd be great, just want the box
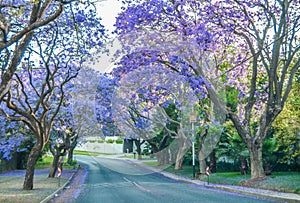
[23,141,43,190]
[198,129,207,174]
[247,140,265,180]
[198,150,206,174]
[209,149,216,173]
[48,155,60,178]
[67,146,75,165]
[175,133,190,170]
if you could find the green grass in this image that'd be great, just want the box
[143,161,159,166]
[200,171,300,193]
[73,150,102,156]
[0,173,68,203]
[249,172,300,193]
[35,155,77,170]
[143,161,300,194]
[35,155,54,169]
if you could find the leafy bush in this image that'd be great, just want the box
[106,139,115,144]
[116,139,123,144]
[97,140,105,143]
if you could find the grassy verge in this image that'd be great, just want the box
[0,172,69,203]
[74,150,107,156]
[0,154,78,203]
[143,161,300,194]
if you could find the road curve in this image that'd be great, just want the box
[75,156,275,203]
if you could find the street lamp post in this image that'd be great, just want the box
[190,111,197,179]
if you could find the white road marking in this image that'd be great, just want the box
[123,177,151,192]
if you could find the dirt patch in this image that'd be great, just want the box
[49,167,87,203]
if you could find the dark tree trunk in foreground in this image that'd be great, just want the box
[209,149,216,173]
[247,141,265,179]
[23,142,42,190]
[48,155,60,178]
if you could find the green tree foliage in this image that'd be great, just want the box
[272,74,300,166]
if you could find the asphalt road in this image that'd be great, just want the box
[75,156,275,203]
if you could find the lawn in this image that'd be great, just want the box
[0,154,79,203]
[143,161,300,194]
[35,154,77,170]
[0,170,69,203]
[73,150,108,156]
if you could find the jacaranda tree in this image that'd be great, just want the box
[114,0,300,180]
[95,73,119,137]
[70,67,104,162]
[0,1,105,189]
[0,0,78,101]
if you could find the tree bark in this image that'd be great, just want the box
[265,159,272,176]
[174,148,184,170]
[23,141,42,190]
[175,134,190,170]
[67,146,75,165]
[247,140,265,180]
[133,139,143,160]
[240,156,248,175]
[48,154,60,178]
[198,129,207,174]
[209,149,216,173]
[198,150,206,174]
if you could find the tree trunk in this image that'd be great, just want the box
[240,156,248,175]
[247,140,265,180]
[265,159,272,176]
[168,147,176,164]
[209,149,216,173]
[174,147,185,170]
[198,150,206,174]
[133,139,143,160]
[198,129,207,174]
[156,153,164,166]
[48,154,60,178]
[67,145,75,165]
[175,136,190,170]
[23,142,42,190]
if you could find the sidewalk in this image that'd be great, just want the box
[120,156,300,203]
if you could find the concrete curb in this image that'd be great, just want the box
[40,169,78,203]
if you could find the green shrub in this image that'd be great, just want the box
[106,139,115,144]
[97,140,105,143]
[116,139,123,144]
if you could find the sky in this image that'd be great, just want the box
[96,0,123,33]
[87,0,123,73]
